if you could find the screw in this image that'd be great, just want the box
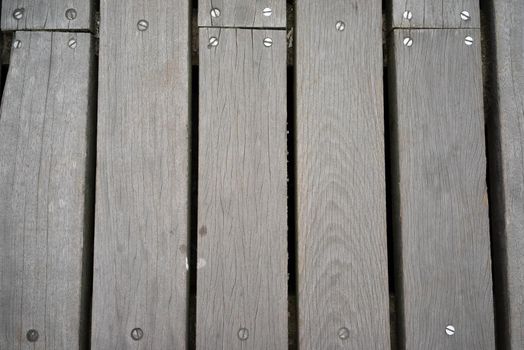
[464,36,474,46]
[445,325,455,336]
[26,329,39,342]
[403,10,413,21]
[131,328,143,341]
[210,8,221,18]
[208,36,219,48]
[238,328,249,341]
[68,38,77,49]
[12,40,22,49]
[403,37,413,47]
[263,37,273,47]
[335,21,345,31]
[137,19,149,31]
[65,8,77,20]
[338,327,350,340]
[460,10,471,21]
[13,8,24,20]
[263,8,272,17]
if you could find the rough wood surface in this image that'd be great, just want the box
[1,0,92,31]
[390,29,495,349]
[197,28,288,350]
[488,1,524,349]
[391,0,480,29]
[295,1,391,348]
[91,0,190,348]
[0,31,95,349]
[198,0,285,28]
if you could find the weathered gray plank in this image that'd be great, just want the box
[91,0,190,348]
[390,29,495,349]
[198,0,285,28]
[0,31,95,349]
[1,0,92,31]
[295,1,391,349]
[197,28,288,349]
[488,1,524,348]
[391,0,479,29]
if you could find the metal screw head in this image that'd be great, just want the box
[403,37,414,47]
[335,21,345,31]
[130,328,143,341]
[26,329,39,342]
[68,38,77,49]
[464,36,474,46]
[137,19,149,31]
[65,8,77,20]
[12,40,22,49]
[403,10,413,21]
[263,37,273,47]
[13,8,24,20]
[338,327,350,340]
[445,325,455,336]
[208,36,219,48]
[210,8,221,18]
[238,328,249,341]
[460,10,471,21]
[263,7,272,17]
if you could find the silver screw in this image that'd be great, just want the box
[68,38,77,49]
[445,325,455,336]
[238,328,249,341]
[12,40,22,49]
[210,8,221,18]
[403,10,413,21]
[65,8,77,20]
[403,37,413,47]
[464,36,474,46]
[460,11,471,21]
[338,327,350,340]
[26,329,39,342]
[263,8,272,17]
[131,328,143,341]
[335,21,345,31]
[13,8,24,20]
[263,37,273,47]
[208,36,219,48]
[137,19,149,31]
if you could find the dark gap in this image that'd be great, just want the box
[0,33,12,98]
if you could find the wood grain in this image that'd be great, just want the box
[1,0,92,31]
[390,29,495,349]
[295,1,391,348]
[198,0,285,28]
[391,0,480,29]
[197,28,288,350]
[91,0,190,348]
[0,31,95,349]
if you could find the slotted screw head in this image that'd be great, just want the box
[12,40,22,49]
[464,36,474,45]
[335,21,345,31]
[210,8,221,18]
[338,327,350,340]
[13,8,24,20]
[65,8,77,20]
[403,10,413,21]
[238,328,249,341]
[137,19,149,31]
[263,37,273,47]
[460,10,471,21]
[131,328,143,341]
[445,325,455,336]
[208,36,219,48]
[263,7,272,17]
[403,37,413,47]
[26,329,39,342]
[68,38,77,49]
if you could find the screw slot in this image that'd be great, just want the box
[403,10,413,21]
[65,8,77,20]
[131,328,143,341]
[338,327,350,340]
[263,8,272,17]
[460,10,471,21]
[137,19,149,31]
[335,21,345,31]
[208,36,219,48]
[263,37,273,47]
[12,40,22,49]
[403,37,413,47]
[13,8,24,20]
[238,328,249,341]
[210,8,221,18]
[26,329,39,342]
[445,325,455,336]
[464,36,474,46]
[68,38,77,49]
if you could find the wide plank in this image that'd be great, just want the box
[198,0,285,28]
[91,0,190,348]
[197,28,288,350]
[295,0,391,348]
[0,31,95,349]
[390,29,495,349]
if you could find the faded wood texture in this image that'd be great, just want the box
[197,28,287,349]
[390,29,495,349]
[1,0,92,31]
[295,1,391,349]
[488,1,524,348]
[0,31,95,349]
[91,0,190,348]
[198,0,285,28]
[391,0,480,28]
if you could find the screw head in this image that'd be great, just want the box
[263,37,273,47]
[68,38,77,49]
[12,40,22,49]
[137,19,149,31]
[210,8,221,18]
[445,325,455,336]
[208,36,219,48]
[403,37,414,47]
[338,327,350,340]
[131,328,143,341]
[464,36,474,46]
[460,10,471,21]
[403,10,413,21]
[263,8,272,17]
[65,8,77,20]
[335,21,345,31]
[238,327,249,341]
[26,329,39,342]
[13,8,24,20]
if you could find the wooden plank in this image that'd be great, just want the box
[1,0,92,31]
[488,1,524,348]
[295,1,391,349]
[197,28,288,349]
[0,31,95,349]
[390,29,495,349]
[198,0,285,28]
[391,0,480,29]
[91,0,190,348]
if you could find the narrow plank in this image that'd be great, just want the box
[91,0,190,348]
[391,0,480,29]
[488,1,524,348]
[390,29,495,349]
[197,28,288,349]
[1,0,92,31]
[198,0,285,28]
[0,31,95,349]
[295,1,391,349]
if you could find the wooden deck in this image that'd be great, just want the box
[0,0,522,349]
